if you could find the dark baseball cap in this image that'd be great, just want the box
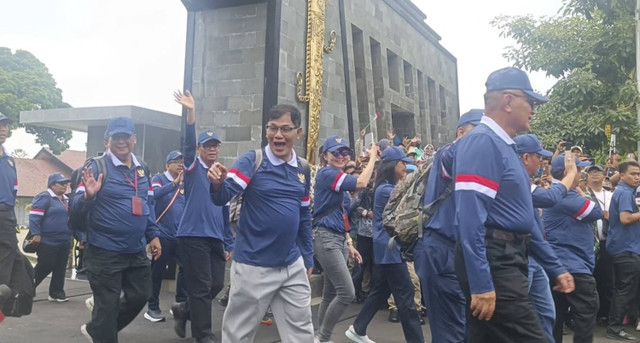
[0,113,13,125]
[165,150,183,163]
[551,153,591,175]
[48,172,70,186]
[381,146,414,164]
[514,134,553,158]
[587,165,604,173]
[457,109,483,128]
[377,138,391,151]
[198,130,220,145]
[323,135,350,153]
[485,67,549,104]
[106,117,135,137]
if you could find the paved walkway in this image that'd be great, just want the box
[0,277,626,342]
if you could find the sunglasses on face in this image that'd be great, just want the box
[331,149,351,158]
[502,92,536,109]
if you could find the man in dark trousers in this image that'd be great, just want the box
[0,113,17,291]
[171,91,234,343]
[453,67,574,343]
[144,151,187,322]
[606,161,640,342]
[73,116,162,343]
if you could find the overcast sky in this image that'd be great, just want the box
[1,0,561,156]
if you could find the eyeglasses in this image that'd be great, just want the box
[330,149,351,158]
[502,92,535,109]
[201,144,220,150]
[265,125,298,135]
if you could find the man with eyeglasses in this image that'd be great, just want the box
[453,67,575,342]
[171,91,234,343]
[0,113,18,305]
[144,151,188,323]
[208,104,315,342]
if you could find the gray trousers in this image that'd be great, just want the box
[314,227,355,342]
[221,257,313,343]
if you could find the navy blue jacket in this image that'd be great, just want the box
[152,171,185,240]
[529,184,569,278]
[373,182,402,264]
[29,189,71,246]
[424,142,456,242]
[607,182,640,256]
[177,124,233,252]
[543,188,603,274]
[453,116,536,294]
[210,147,313,268]
[313,166,357,233]
[0,149,17,207]
[71,153,159,253]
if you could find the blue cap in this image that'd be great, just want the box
[198,130,220,145]
[377,139,391,151]
[48,172,70,186]
[514,134,553,158]
[323,135,349,153]
[0,113,13,125]
[106,117,135,137]
[485,67,549,104]
[165,150,183,163]
[381,146,414,163]
[457,109,483,128]
[551,153,591,175]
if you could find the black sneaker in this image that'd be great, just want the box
[144,309,166,322]
[606,329,640,342]
[171,302,187,338]
[388,309,399,323]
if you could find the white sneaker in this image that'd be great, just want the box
[80,324,94,343]
[345,325,376,343]
[85,296,94,312]
[636,319,640,331]
[48,296,68,302]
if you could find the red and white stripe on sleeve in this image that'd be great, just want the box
[332,172,347,192]
[454,174,499,199]
[29,208,45,216]
[301,195,311,207]
[147,186,154,197]
[151,181,162,188]
[574,200,596,220]
[227,169,250,189]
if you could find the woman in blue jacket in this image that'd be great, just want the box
[345,147,424,343]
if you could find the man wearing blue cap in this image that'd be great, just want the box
[515,134,577,343]
[413,108,482,343]
[543,153,603,343]
[453,67,574,342]
[171,91,233,343]
[606,160,640,341]
[144,151,187,322]
[73,116,162,342]
[0,113,17,293]
[30,173,72,302]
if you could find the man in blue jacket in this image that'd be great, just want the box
[544,153,602,343]
[413,108,482,343]
[171,91,233,343]
[0,113,17,291]
[208,104,314,343]
[453,67,574,342]
[606,160,640,342]
[73,116,162,343]
[144,151,187,322]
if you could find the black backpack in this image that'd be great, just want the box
[2,252,35,317]
[68,155,151,232]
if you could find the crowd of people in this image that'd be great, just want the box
[2,66,640,343]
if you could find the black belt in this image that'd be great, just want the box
[486,227,531,244]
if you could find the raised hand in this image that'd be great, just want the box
[173,90,195,111]
[564,151,577,177]
[173,171,184,187]
[82,166,104,201]
[207,162,228,187]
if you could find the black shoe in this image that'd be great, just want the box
[218,296,228,307]
[171,302,187,338]
[144,309,166,322]
[606,329,640,342]
[196,334,218,343]
[419,308,427,317]
[388,309,399,323]
[562,323,569,335]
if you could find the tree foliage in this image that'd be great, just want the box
[0,47,71,154]
[492,0,639,160]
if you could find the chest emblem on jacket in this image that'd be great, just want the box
[298,173,305,184]
[137,168,145,177]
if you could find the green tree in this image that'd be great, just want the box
[0,47,71,154]
[492,0,639,160]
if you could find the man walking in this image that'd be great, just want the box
[453,67,574,342]
[0,113,18,292]
[208,104,314,343]
[73,116,162,343]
